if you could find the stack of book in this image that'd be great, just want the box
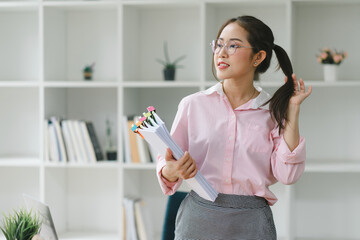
[44,117,104,163]
[122,115,157,164]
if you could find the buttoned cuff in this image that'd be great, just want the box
[156,158,182,195]
[277,136,306,164]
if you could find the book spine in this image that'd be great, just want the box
[72,120,88,163]
[61,120,76,163]
[122,116,132,163]
[50,116,68,163]
[80,121,97,163]
[86,122,104,161]
[127,120,140,163]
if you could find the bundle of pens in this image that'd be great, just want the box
[131,106,218,202]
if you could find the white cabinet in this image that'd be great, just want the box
[0,0,359,240]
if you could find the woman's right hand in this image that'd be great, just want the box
[161,148,198,182]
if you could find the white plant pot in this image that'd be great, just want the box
[323,64,338,82]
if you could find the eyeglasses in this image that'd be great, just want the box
[210,39,253,55]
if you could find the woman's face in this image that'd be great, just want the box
[214,22,255,81]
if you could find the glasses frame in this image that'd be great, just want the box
[210,39,254,55]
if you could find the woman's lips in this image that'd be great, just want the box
[218,62,229,69]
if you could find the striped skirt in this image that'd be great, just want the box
[174,191,277,240]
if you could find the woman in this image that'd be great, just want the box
[156,15,312,240]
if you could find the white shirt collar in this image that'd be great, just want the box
[202,82,271,110]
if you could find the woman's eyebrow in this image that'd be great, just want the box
[218,37,243,42]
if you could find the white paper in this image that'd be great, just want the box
[138,112,218,202]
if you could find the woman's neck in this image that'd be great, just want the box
[222,78,259,109]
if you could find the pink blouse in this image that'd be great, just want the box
[156,82,306,205]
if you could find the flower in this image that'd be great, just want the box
[317,47,347,65]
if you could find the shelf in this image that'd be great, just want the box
[43,1,118,10]
[123,81,201,88]
[122,0,200,7]
[304,80,360,87]
[0,158,40,167]
[0,2,38,11]
[44,81,118,88]
[206,80,360,88]
[0,81,40,87]
[58,231,118,240]
[45,161,119,168]
[122,163,156,169]
[305,160,360,173]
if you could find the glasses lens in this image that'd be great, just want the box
[211,39,223,54]
[228,41,238,55]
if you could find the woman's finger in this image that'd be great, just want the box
[292,73,299,91]
[165,148,174,161]
[184,162,197,179]
[305,85,312,97]
[299,78,306,92]
[188,167,198,179]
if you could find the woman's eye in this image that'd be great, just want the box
[229,44,237,49]
[217,44,223,48]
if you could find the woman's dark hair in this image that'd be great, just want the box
[212,16,294,132]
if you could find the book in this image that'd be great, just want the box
[122,116,132,164]
[132,106,218,202]
[48,122,59,162]
[66,120,82,163]
[134,200,147,240]
[133,116,151,164]
[50,116,68,162]
[44,119,49,162]
[127,119,141,163]
[61,120,76,163]
[72,120,88,163]
[79,120,97,163]
[123,198,138,240]
[85,121,104,161]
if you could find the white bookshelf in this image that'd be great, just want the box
[1,0,360,239]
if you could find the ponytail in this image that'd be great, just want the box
[263,44,294,132]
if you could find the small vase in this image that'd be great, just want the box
[323,64,338,82]
[84,71,92,80]
[163,68,175,81]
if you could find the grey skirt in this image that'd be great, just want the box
[174,191,276,240]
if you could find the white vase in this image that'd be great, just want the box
[323,64,338,82]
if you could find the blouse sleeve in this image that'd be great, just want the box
[156,97,189,195]
[270,126,306,185]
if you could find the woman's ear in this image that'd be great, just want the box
[253,50,266,67]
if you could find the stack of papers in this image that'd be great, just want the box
[132,107,218,202]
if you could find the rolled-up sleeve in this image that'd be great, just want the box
[156,98,189,195]
[270,127,306,185]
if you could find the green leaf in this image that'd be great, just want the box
[172,55,186,65]
[163,41,171,64]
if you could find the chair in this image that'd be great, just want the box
[161,191,188,240]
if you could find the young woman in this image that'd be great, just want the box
[156,15,312,240]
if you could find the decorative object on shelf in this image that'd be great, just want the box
[83,62,95,80]
[0,208,42,240]
[317,47,347,82]
[106,118,117,161]
[156,41,186,81]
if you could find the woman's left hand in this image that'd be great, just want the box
[286,73,312,106]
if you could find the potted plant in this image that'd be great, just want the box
[83,62,95,80]
[156,41,186,81]
[317,47,347,82]
[1,208,42,240]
